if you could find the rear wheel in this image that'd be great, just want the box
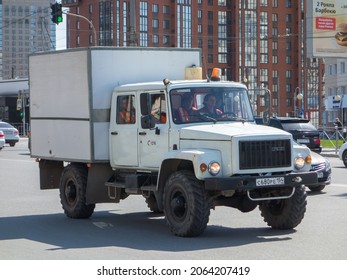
[59,164,95,219]
[259,186,307,230]
[163,170,210,237]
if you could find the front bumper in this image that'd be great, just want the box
[205,171,318,191]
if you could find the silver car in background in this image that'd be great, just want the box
[0,121,20,147]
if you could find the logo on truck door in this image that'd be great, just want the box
[147,140,156,146]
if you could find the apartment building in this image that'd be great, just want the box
[0,0,56,80]
[62,0,323,126]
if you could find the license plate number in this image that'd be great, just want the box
[256,177,285,186]
[297,138,310,144]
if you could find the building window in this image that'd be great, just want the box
[286,0,292,8]
[139,1,148,47]
[272,55,278,64]
[177,1,192,48]
[286,14,292,23]
[208,54,213,63]
[198,24,202,33]
[163,5,170,14]
[152,34,159,44]
[341,62,346,74]
[163,20,170,29]
[286,70,292,78]
[286,98,292,107]
[198,10,202,19]
[272,13,278,22]
[163,35,170,45]
[152,19,159,29]
[152,4,159,13]
[208,11,213,20]
[260,0,268,6]
[272,0,278,8]
[286,55,291,64]
[272,41,278,50]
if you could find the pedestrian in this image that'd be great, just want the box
[334,118,342,131]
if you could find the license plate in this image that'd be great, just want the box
[297,138,310,144]
[256,177,285,186]
[317,171,323,178]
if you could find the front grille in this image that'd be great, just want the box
[239,139,291,170]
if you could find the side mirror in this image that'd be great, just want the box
[141,115,156,129]
[263,111,270,125]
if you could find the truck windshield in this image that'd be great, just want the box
[170,86,254,124]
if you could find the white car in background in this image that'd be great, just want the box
[0,130,5,150]
[338,142,347,167]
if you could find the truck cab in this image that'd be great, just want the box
[105,77,317,237]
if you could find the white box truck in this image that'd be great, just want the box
[29,47,317,237]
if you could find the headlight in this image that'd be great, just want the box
[208,161,221,176]
[294,156,305,170]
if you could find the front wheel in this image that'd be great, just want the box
[163,170,210,237]
[59,164,95,219]
[259,186,307,230]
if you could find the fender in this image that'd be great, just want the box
[160,148,222,181]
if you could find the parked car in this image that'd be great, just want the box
[338,142,347,167]
[0,121,20,147]
[255,117,322,153]
[307,151,331,192]
[0,130,5,150]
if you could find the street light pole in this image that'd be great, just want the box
[294,87,303,117]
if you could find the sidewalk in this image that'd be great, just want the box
[321,148,339,158]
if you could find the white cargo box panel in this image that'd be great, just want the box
[29,47,201,162]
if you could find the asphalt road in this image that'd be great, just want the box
[0,139,347,261]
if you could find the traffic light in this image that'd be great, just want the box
[50,2,63,25]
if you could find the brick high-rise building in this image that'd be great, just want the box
[62,0,324,126]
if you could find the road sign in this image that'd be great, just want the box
[16,98,22,110]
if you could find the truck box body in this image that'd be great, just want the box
[29,47,201,162]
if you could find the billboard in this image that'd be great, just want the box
[307,0,347,57]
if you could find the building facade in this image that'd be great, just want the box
[62,0,324,126]
[324,57,347,128]
[0,0,55,80]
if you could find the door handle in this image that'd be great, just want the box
[111,131,118,135]
[139,132,147,135]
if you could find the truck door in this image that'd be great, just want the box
[139,92,169,168]
[109,94,138,167]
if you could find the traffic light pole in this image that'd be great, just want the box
[65,12,97,46]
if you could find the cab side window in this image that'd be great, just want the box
[116,95,136,124]
[150,93,166,124]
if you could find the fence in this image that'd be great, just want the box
[12,122,30,136]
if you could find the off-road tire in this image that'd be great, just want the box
[145,193,162,213]
[59,164,95,219]
[343,150,347,168]
[163,170,210,237]
[308,185,325,192]
[259,185,307,230]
